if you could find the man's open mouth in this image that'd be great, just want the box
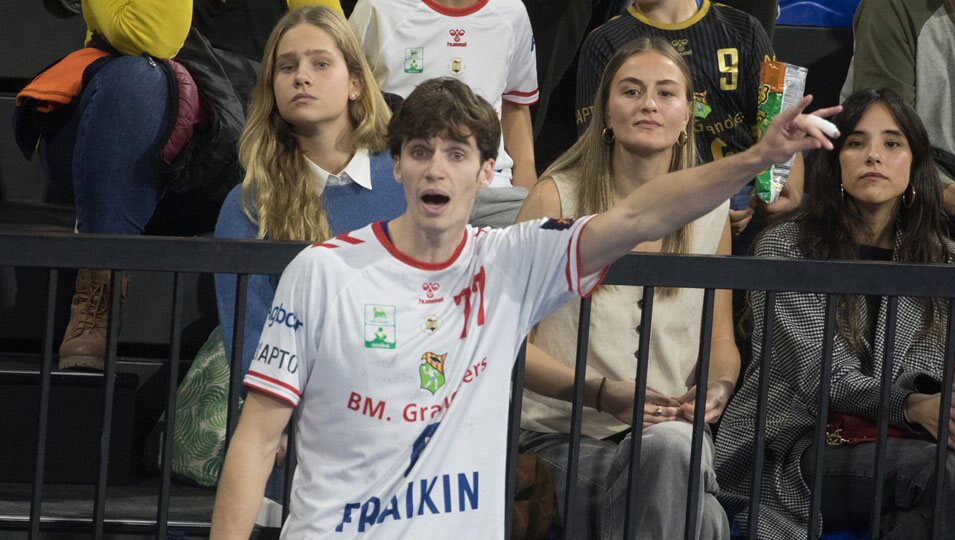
[421,193,450,205]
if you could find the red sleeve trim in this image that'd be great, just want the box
[247,370,302,397]
[572,216,607,297]
[581,267,608,298]
[564,232,575,292]
[503,88,539,98]
[243,382,298,408]
[503,96,540,106]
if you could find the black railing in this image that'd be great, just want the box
[1,231,954,539]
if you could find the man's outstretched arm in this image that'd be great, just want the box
[210,392,293,539]
[579,96,841,276]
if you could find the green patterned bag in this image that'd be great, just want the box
[145,326,242,488]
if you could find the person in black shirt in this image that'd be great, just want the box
[576,0,803,248]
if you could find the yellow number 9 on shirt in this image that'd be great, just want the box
[717,48,739,91]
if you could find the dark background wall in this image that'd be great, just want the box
[1,2,85,204]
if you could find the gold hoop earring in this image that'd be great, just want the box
[677,130,688,147]
[602,127,615,144]
[903,184,917,208]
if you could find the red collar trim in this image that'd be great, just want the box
[372,221,468,271]
[421,0,489,17]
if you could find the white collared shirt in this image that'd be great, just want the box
[306,148,373,194]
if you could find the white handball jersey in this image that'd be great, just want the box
[349,0,538,188]
[244,217,603,538]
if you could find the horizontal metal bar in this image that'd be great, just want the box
[603,253,955,298]
[0,515,221,534]
[0,232,304,275]
[3,232,955,298]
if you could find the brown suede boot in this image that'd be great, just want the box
[58,269,125,370]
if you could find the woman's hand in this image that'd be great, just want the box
[641,387,682,428]
[729,207,755,236]
[905,392,955,450]
[676,380,735,424]
[598,381,681,427]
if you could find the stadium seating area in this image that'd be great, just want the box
[4,1,953,538]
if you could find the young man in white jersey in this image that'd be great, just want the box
[210,77,838,538]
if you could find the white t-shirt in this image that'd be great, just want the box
[349,0,539,188]
[244,217,602,538]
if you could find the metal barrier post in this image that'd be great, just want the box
[226,274,250,445]
[747,291,777,540]
[29,269,58,539]
[683,289,715,540]
[93,270,125,539]
[156,272,185,538]
[869,296,898,536]
[562,297,593,536]
[932,300,955,539]
[807,295,839,540]
[505,342,528,538]
[624,286,655,540]
[283,415,298,523]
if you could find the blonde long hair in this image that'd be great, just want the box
[543,38,698,263]
[238,6,391,241]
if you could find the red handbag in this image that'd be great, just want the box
[826,372,953,447]
[825,412,930,447]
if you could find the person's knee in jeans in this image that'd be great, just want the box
[71,55,171,235]
[609,423,727,539]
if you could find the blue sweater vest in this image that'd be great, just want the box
[323,152,405,236]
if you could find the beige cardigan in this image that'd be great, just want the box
[521,172,730,439]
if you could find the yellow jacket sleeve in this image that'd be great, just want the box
[287,0,344,16]
[82,0,192,58]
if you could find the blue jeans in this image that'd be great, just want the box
[801,438,955,538]
[41,56,170,234]
[520,423,729,540]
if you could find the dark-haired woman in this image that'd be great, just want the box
[715,88,955,539]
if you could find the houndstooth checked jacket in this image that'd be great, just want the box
[714,221,952,539]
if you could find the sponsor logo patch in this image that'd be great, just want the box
[693,90,712,119]
[447,29,467,47]
[364,304,396,349]
[267,303,304,330]
[419,282,444,304]
[449,57,465,76]
[418,352,447,394]
[670,38,692,56]
[404,47,424,73]
[421,314,439,335]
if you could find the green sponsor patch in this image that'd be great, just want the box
[364,305,396,349]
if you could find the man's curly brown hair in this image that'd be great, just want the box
[388,77,501,163]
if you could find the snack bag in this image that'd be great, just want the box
[755,59,808,204]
